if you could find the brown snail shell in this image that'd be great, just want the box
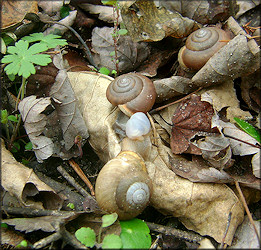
[95,151,152,220]
[106,73,156,116]
[178,27,231,71]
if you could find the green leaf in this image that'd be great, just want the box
[16,240,28,248]
[1,110,8,124]
[120,219,151,249]
[8,115,19,123]
[11,141,20,153]
[22,33,68,49]
[101,0,117,6]
[109,51,115,56]
[60,5,71,19]
[102,213,118,228]
[234,117,261,143]
[1,40,52,78]
[111,69,117,76]
[118,29,128,35]
[75,227,96,247]
[102,234,122,249]
[99,67,110,76]
[25,142,33,150]
[67,202,75,209]
[1,223,8,228]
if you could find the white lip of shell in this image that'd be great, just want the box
[126,182,149,206]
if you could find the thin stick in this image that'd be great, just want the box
[68,159,95,196]
[57,165,96,202]
[33,232,61,249]
[223,134,261,149]
[149,87,203,115]
[220,212,232,249]
[235,181,260,245]
[42,21,98,69]
[146,221,203,244]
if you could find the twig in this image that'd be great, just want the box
[112,3,120,75]
[68,159,95,196]
[57,165,96,202]
[146,221,203,244]
[149,87,203,115]
[223,134,261,149]
[220,212,232,249]
[235,181,260,245]
[42,21,98,69]
[33,232,62,249]
[2,206,78,217]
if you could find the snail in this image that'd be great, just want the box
[178,27,231,71]
[106,73,156,116]
[95,151,152,220]
[126,112,151,140]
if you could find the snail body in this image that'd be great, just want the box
[95,151,152,220]
[178,27,230,71]
[126,112,151,140]
[106,73,156,116]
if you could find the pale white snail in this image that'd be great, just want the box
[126,112,151,140]
[95,151,153,220]
[106,73,156,116]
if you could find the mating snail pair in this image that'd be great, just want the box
[95,73,156,220]
[95,26,231,220]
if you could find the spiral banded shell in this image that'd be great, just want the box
[178,27,230,71]
[95,151,152,220]
[106,73,156,116]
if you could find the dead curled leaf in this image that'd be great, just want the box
[119,0,201,42]
[91,27,150,73]
[68,71,245,245]
[18,95,54,162]
[1,139,63,210]
[170,94,219,155]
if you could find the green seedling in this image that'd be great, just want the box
[234,117,261,143]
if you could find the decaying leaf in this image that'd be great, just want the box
[43,10,77,36]
[229,215,260,249]
[18,95,54,162]
[153,76,195,103]
[171,94,219,155]
[169,154,234,183]
[68,71,246,245]
[241,69,261,113]
[38,0,63,16]
[158,0,235,24]
[91,27,150,73]
[119,0,201,42]
[192,17,260,87]
[79,3,122,23]
[49,65,89,151]
[1,139,63,209]
[3,213,75,233]
[252,151,260,179]
[201,80,252,122]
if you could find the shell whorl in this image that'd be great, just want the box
[106,73,156,116]
[178,27,230,71]
[95,151,152,220]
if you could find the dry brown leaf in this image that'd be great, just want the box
[192,17,260,87]
[43,10,77,36]
[153,76,195,103]
[3,213,75,233]
[79,3,122,23]
[158,0,234,24]
[171,94,219,155]
[119,0,201,42]
[229,215,260,248]
[1,0,38,30]
[49,66,89,151]
[91,27,150,73]
[18,95,54,162]
[68,71,245,245]
[38,0,63,16]
[1,139,63,209]
[201,80,252,122]
[169,154,234,183]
